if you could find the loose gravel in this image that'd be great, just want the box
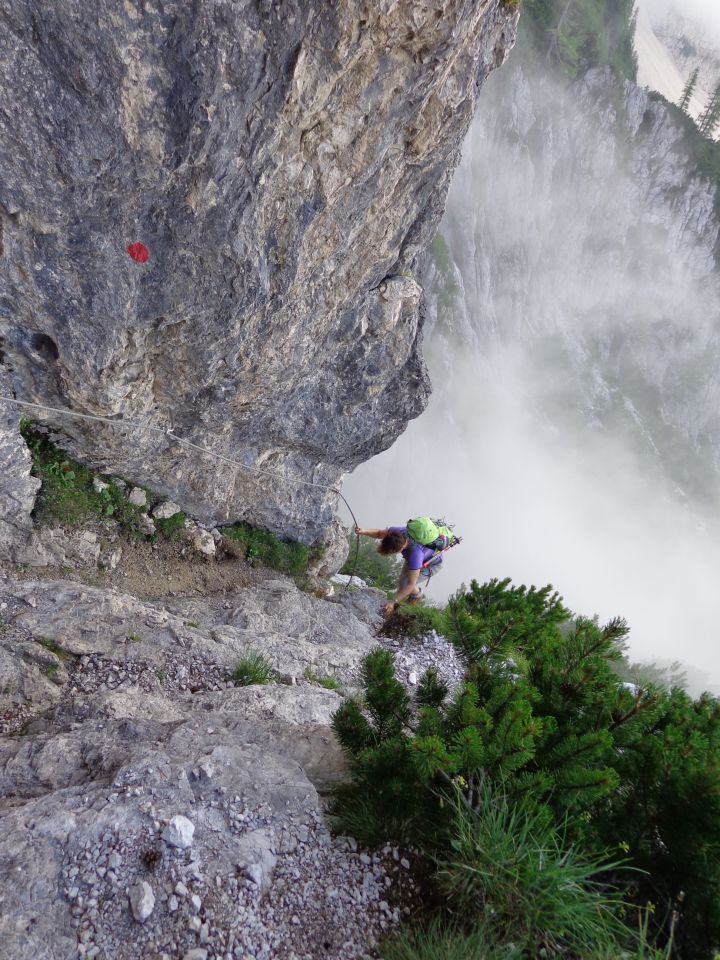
[62,799,418,960]
[379,629,464,693]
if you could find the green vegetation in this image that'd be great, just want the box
[36,636,72,660]
[698,82,720,139]
[153,512,187,538]
[231,649,273,686]
[379,919,523,960]
[224,523,310,576]
[644,93,720,224]
[333,578,720,958]
[304,668,342,691]
[36,636,74,684]
[521,0,637,82]
[435,788,628,957]
[20,420,148,534]
[339,529,402,593]
[679,67,700,114]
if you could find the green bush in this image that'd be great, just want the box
[231,649,273,686]
[223,523,310,576]
[339,529,402,592]
[332,578,720,957]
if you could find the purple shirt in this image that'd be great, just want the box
[389,526,437,571]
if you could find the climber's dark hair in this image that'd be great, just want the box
[378,530,407,555]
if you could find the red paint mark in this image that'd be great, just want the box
[127,242,150,263]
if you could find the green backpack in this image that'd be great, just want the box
[406,517,459,553]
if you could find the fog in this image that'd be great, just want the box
[341,54,720,696]
[639,0,720,41]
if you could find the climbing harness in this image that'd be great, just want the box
[0,394,364,590]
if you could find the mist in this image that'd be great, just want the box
[342,53,720,696]
[639,0,720,41]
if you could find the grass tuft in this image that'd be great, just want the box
[379,918,523,960]
[231,649,273,686]
[435,786,629,957]
[304,668,342,691]
[154,512,187,538]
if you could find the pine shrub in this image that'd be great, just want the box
[332,577,720,957]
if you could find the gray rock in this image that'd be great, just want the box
[182,949,208,960]
[99,546,123,571]
[138,514,156,536]
[235,828,277,893]
[0,0,518,553]
[129,881,155,922]
[152,500,182,520]
[16,528,101,569]
[184,523,216,559]
[331,573,368,589]
[127,487,148,508]
[0,376,40,563]
[162,815,195,850]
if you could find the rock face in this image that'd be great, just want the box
[0,0,518,552]
[0,371,39,563]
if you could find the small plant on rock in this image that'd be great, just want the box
[231,649,273,686]
[304,668,342,691]
[19,420,149,536]
[154,512,187,538]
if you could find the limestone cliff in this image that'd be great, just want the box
[0,0,517,558]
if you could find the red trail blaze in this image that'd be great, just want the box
[127,242,150,263]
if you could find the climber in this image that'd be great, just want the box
[354,522,448,617]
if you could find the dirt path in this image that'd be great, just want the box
[0,531,273,602]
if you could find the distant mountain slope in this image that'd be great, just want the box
[634,4,709,122]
